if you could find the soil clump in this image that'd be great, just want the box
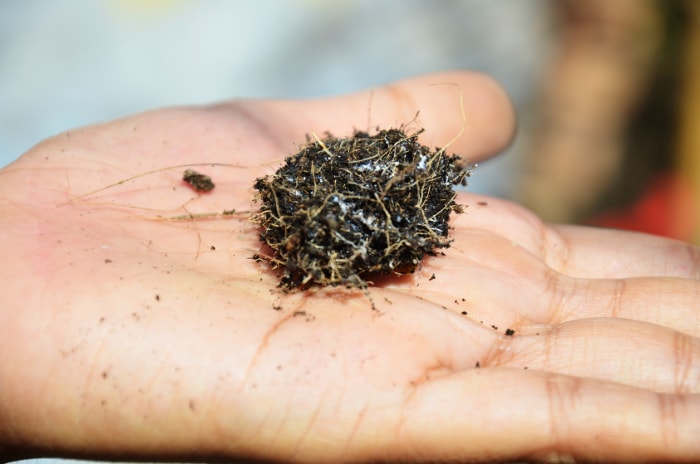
[253,128,471,289]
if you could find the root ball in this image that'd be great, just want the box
[253,128,471,289]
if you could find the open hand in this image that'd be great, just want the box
[1,71,698,463]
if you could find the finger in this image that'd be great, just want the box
[557,276,700,338]
[18,71,513,206]
[501,248,700,336]
[551,224,700,279]
[216,70,516,162]
[389,369,700,463]
[429,226,700,337]
[507,318,700,393]
[453,194,700,281]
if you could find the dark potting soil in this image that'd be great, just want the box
[253,128,471,289]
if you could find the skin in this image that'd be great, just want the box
[0,71,698,463]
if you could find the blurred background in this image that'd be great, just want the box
[0,0,698,248]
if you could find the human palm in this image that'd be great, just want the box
[1,72,698,463]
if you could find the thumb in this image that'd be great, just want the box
[215,70,516,162]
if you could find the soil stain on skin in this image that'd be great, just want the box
[253,128,472,289]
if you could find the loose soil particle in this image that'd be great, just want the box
[253,128,471,289]
[183,169,215,192]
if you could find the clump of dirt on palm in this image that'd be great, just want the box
[253,127,471,289]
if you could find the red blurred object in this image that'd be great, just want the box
[587,172,696,241]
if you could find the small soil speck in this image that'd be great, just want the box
[104,258,112,264]
[475,361,480,368]
[155,294,160,302]
[491,325,498,330]
[429,274,436,281]
[505,328,515,336]
[183,169,215,192]
[461,311,468,315]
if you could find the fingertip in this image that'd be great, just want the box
[379,71,516,160]
[456,71,516,160]
[368,71,517,161]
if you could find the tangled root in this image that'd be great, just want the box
[253,128,472,289]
